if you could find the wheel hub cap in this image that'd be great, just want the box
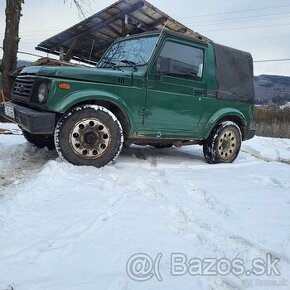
[84,132,98,145]
[70,118,111,159]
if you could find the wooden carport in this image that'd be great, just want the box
[35,0,209,65]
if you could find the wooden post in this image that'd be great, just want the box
[89,40,95,61]
[59,47,64,62]
[64,39,78,62]
[122,14,128,36]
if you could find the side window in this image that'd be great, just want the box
[157,41,204,81]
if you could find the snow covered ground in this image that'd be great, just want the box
[0,123,290,290]
[281,102,290,109]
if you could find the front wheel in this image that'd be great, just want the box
[203,121,242,164]
[54,105,124,167]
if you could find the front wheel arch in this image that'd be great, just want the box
[61,99,132,138]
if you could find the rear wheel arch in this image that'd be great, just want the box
[205,112,247,140]
[215,115,246,139]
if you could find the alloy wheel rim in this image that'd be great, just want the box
[218,129,238,160]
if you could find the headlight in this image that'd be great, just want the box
[38,83,48,103]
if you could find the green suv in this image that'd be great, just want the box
[1,31,255,167]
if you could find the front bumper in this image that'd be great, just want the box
[0,102,56,134]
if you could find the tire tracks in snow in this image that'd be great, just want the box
[228,235,290,264]
[131,172,249,289]
[131,170,290,289]
[242,147,290,165]
[0,191,130,262]
[0,168,132,262]
[132,170,231,238]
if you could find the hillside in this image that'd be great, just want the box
[254,75,290,104]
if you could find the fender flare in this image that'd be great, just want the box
[53,89,134,132]
[204,108,247,139]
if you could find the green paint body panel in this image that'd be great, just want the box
[11,31,254,142]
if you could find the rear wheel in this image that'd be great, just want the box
[54,105,123,167]
[203,121,242,164]
[22,130,55,150]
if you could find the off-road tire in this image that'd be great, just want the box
[54,105,123,167]
[22,130,55,150]
[203,121,242,164]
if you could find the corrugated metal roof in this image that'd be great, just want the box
[35,0,209,65]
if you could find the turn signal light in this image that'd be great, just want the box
[58,83,71,90]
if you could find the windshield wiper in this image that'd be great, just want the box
[102,60,121,71]
[121,59,137,70]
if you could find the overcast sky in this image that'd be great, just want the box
[1,0,290,76]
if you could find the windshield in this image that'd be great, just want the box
[98,35,159,70]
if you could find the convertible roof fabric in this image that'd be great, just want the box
[213,43,255,104]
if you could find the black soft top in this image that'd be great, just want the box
[213,43,255,104]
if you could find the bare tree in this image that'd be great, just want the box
[1,0,24,101]
[64,0,93,19]
[1,0,93,101]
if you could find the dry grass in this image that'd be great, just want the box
[254,105,290,138]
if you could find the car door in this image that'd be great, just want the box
[144,40,207,137]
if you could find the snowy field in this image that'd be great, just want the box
[0,123,290,290]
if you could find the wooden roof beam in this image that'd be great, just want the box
[64,38,78,62]
[70,1,145,42]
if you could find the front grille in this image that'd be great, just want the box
[13,76,35,103]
